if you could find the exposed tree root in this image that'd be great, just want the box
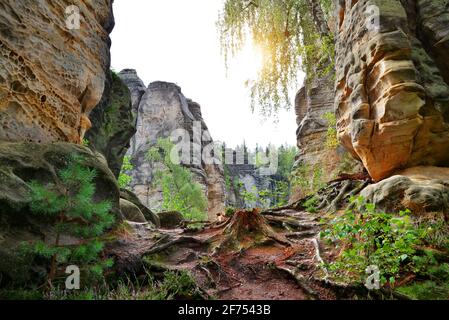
[276,266,319,300]
[311,237,329,280]
[211,209,291,255]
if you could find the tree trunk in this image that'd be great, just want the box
[306,0,330,37]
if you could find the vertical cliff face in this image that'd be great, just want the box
[294,73,338,173]
[293,70,362,200]
[334,0,449,182]
[0,0,114,144]
[118,73,226,220]
[85,71,136,178]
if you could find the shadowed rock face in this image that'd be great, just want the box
[118,69,147,117]
[118,74,226,221]
[86,71,136,178]
[335,0,449,181]
[0,0,114,143]
[0,142,121,284]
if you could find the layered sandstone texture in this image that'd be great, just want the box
[0,0,114,143]
[118,74,226,221]
[86,71,136,178]
[335,0,449,181]
[293,72,361,200]
[361,166,449,216]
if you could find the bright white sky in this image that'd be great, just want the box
[110,0,303,149]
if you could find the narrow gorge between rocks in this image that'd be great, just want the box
[1,0,449,302]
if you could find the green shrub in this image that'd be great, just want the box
[321,197,427,286]
[118,155,133,189]
[323,112,338,149]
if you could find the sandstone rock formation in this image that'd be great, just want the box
[120,199,147,223]
[118,75,226,221]
[361,166,449,216]
[295,74,335,165]
[293,72,362,200]
[0,0,114,144]
[118,69,147,117]
[120,189,160,227]
[335,0,449,181]
[86,71,136,177]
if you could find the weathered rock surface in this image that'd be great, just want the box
[158,211,184,229]
[335,0,449,181]
[120,199,147,223]
[120,189,160,227]
[361,166,449,215]
[225,163,275,208]
[118,69,147,117]
[293,72,361,200]
[0,142,121,284]
[0,0,114,144]
[119,75,226,221]
[86,71,136,177]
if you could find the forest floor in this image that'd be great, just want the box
[107,208,347,300]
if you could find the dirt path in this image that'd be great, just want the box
[107,209,338,300]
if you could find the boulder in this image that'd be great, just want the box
[120,189,160,227]
[361,166,449,215]
[119,199,147,223]
[158,211,184,229]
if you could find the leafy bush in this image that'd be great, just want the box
[23,154,115,288]
[323,112,338,149]
[118,155,133,189]
[303,196,319,213]
[291,163,325,196]
[321,197,426,286]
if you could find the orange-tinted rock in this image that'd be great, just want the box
[361,166,449,215]
[335,0,449,181]
[0,0,114,143]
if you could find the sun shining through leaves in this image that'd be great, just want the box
[217,0,334,117]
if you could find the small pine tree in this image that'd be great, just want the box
[24,154,115,288]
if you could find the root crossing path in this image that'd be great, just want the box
[107,209,338,300]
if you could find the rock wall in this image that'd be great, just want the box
[86,71,136,178]
[225,163,275,208]
[334,0,449,182]
[293,71,361,200]
[118,74,226,220]
[0,0,114,144]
